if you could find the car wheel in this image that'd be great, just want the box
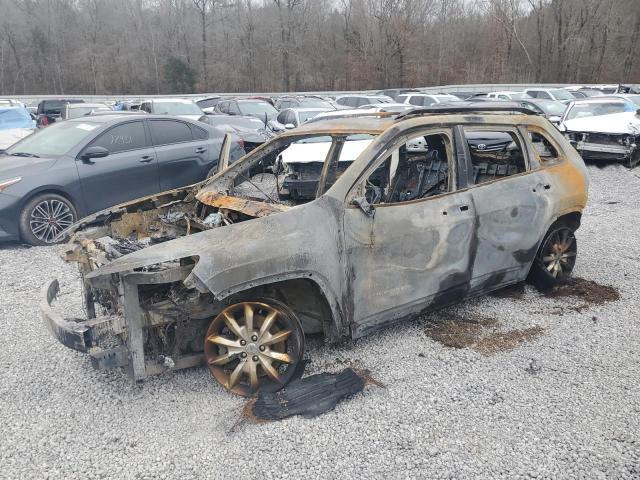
[19,193,77,246]
[528,222,577,290]
[204,299,305,397]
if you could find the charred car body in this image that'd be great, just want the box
[42,106,588,396]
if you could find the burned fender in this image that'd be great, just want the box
[85,197,347,333]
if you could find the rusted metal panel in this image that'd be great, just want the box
[196,191,290,217]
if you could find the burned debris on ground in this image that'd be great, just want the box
[244,368,380,421]
[423,313,545,356]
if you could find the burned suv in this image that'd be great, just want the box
[42,106,588,396]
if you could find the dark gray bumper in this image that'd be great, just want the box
[41,279,92,352]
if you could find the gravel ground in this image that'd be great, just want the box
[1,164,639,480]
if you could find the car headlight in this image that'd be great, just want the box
[0,177,21,192]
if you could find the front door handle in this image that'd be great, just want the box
[139,155,153,163]
[196,147,207,154]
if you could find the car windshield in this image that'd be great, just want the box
[68,106,110,119]
[537,101,566,115]
[239,101,278,117]
[299,98,333,109]
[0,108,33,130]
[6,121,99,157]
[550,89,575,101]
[41,101,64,115]
[625,95,640,107]
[153,102,202,115]
[566,102,635,120]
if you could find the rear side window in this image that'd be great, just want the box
[91,121,147,154]
[464,129,526,185]
[149,120,193,146]
[191,125,208,140]
[409,96,423,106]
[528,130,559,162]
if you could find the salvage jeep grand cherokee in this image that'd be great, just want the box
[42,106,588,396]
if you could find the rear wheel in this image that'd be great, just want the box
[19,193,77,246]
[528,222,577,290]
[204,299,305,397]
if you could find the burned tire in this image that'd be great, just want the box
[19,193,77,246]
[204,299,305,397]
[528,221,577,291]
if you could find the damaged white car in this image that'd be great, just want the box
[559,98,640,167]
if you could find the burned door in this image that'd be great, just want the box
[461,126,550,291]
[343,129,477,338]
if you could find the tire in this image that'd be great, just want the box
[19,193,77,246]
[528,221,577,291]
[204,298,305,397]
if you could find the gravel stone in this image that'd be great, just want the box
[0,164,639,479]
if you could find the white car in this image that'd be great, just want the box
[486,91,532,101]
[0,106,36,150]
[559,98,640,167]
[524,88,576,103]
[140,98,203,121]
[396,93,462,107]
[61,103,112,120]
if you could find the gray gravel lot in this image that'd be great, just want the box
[1,164,639,480]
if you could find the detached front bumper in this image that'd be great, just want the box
[41,279,95,353]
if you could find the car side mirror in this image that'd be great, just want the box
[284,123,295,129]
[80,146,109,161]
[350,196,375,217]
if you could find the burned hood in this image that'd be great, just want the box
[563,112,640,135]
[86,196,342,299]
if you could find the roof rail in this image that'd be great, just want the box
[395,104,537,119]
[306,111,394,123]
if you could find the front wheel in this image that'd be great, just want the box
[204,299,305,397]
[19,193,77,246]
[528,222,577,290]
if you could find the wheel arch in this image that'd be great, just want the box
[547,210,582,233]
[19,186,80,215]
[219,274,345,342]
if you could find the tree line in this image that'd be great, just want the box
[1,0,639,95]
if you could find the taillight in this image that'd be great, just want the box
[41,116,49,126]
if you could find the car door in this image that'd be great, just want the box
[459,125,550,291]
[148,119,211,190]
[343,128,477,337]
[76,120,160,213]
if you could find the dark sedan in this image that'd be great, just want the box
[0,115,227,245]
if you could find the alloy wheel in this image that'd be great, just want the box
[204,301,304,396]
[29,199,75,244]
[540,227,577,279]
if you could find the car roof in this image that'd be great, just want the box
[67,103,107,108]
[150,98,194,103]
[569,97,630,105]
[287,107,332,113]
[65,114,204,124]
